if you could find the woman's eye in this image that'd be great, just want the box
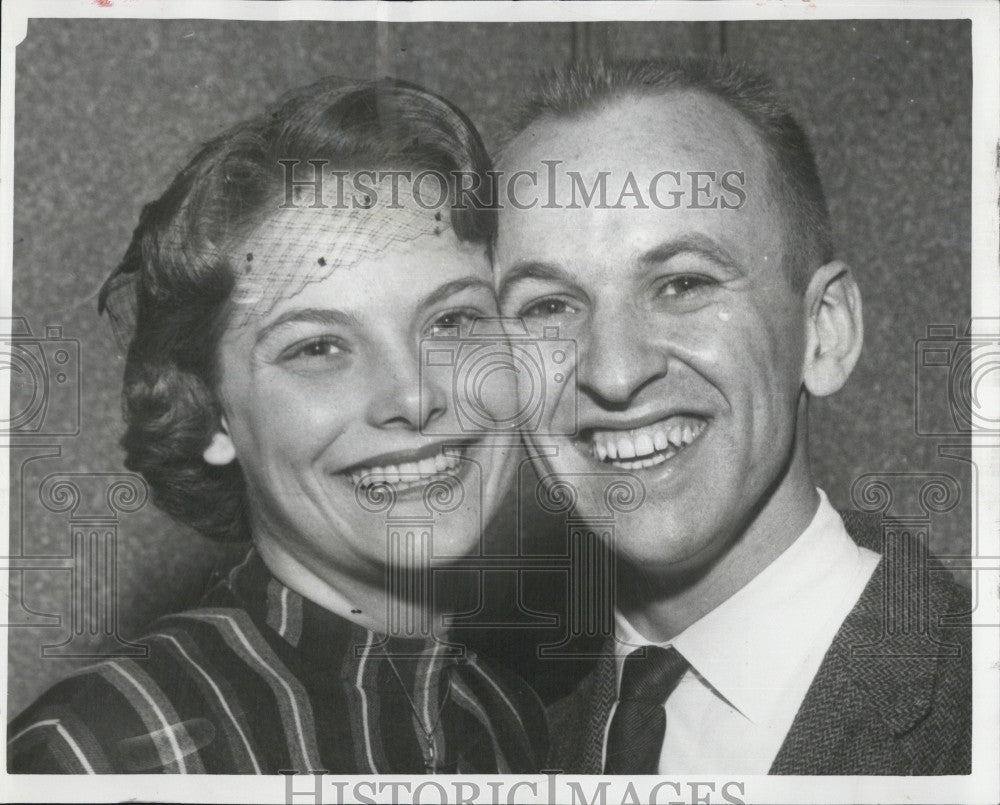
[520,298,575,319]
[281,336,344,361]
[428,310,479,338]
[658,275,715,297]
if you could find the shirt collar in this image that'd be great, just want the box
[614,489,877,724]
[225,548,449,675]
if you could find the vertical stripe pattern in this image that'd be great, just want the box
[8,550,547,774]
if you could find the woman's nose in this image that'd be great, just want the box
[365,349,448,432]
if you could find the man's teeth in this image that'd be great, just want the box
[590,416,705,469]
[350,447,462,488]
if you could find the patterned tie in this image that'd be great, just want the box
[604,645,689,775]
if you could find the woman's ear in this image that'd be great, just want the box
[203,416,236,466]
[802,260,864,397]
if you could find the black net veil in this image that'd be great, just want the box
[228,201,458,328]
[97,74,496,349]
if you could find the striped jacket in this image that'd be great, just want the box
[8,551,548,774]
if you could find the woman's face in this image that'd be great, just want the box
[206,200,518,598]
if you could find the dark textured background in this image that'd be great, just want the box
[7,19,972,717]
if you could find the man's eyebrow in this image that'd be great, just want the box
[417,277,495,310]
[254,307,360,345]
[639,234,739,269]
[497,262,578,304]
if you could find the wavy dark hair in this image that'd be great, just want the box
[99,77,495,541]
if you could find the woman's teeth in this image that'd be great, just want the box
[350,447,463,489]
[589,416,706,469]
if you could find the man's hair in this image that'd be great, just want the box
[99,76,494,541]
[506,57,833,289]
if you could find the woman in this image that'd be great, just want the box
[8,77,545,774]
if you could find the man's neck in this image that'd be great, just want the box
[617,463,821,644]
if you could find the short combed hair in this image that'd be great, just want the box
[99,76,495,541]
[506,57,833,288]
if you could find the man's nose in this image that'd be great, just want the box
[576,306,669,407]
[365,347,447,432]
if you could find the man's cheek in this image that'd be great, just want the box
[682,301,785,359]
[652,305,742,373]
[469,371,522,435]
[519,377,560,436]
[539,354,577,435]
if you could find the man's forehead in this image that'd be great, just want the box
[500,90,769,179]
[493,90,787,277]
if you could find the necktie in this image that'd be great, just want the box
[604,645,689,775]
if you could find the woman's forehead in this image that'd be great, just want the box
[229,201,460,323]
[244,201,452,268]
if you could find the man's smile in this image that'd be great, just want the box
[584,414,708,470]
[570,413,708,471]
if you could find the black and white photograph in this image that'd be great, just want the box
[1,1,997,803]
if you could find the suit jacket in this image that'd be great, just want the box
[547,510,972,775]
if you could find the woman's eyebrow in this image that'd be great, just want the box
[254,307,360,346]
[417,277,495,309]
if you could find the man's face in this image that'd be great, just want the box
[495,92,811,575]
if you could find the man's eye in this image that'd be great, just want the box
[281,336,344,361]
[658,275,714,297]
[520,298,574,318]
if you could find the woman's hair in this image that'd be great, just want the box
[99,77,495,541]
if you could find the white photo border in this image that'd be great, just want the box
[1,2,997,803]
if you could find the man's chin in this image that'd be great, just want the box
[612,524,726,577]
[529,454,723,557]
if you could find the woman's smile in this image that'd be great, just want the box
[344,440,474,489]
[207,199,518,592]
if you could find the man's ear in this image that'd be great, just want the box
[203,416,236,466]
[802,260,864,397]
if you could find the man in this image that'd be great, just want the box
[493,58,970,775]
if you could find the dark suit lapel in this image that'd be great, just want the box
[770,511,940,774]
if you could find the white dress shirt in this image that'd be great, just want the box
[608,489,880,774]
